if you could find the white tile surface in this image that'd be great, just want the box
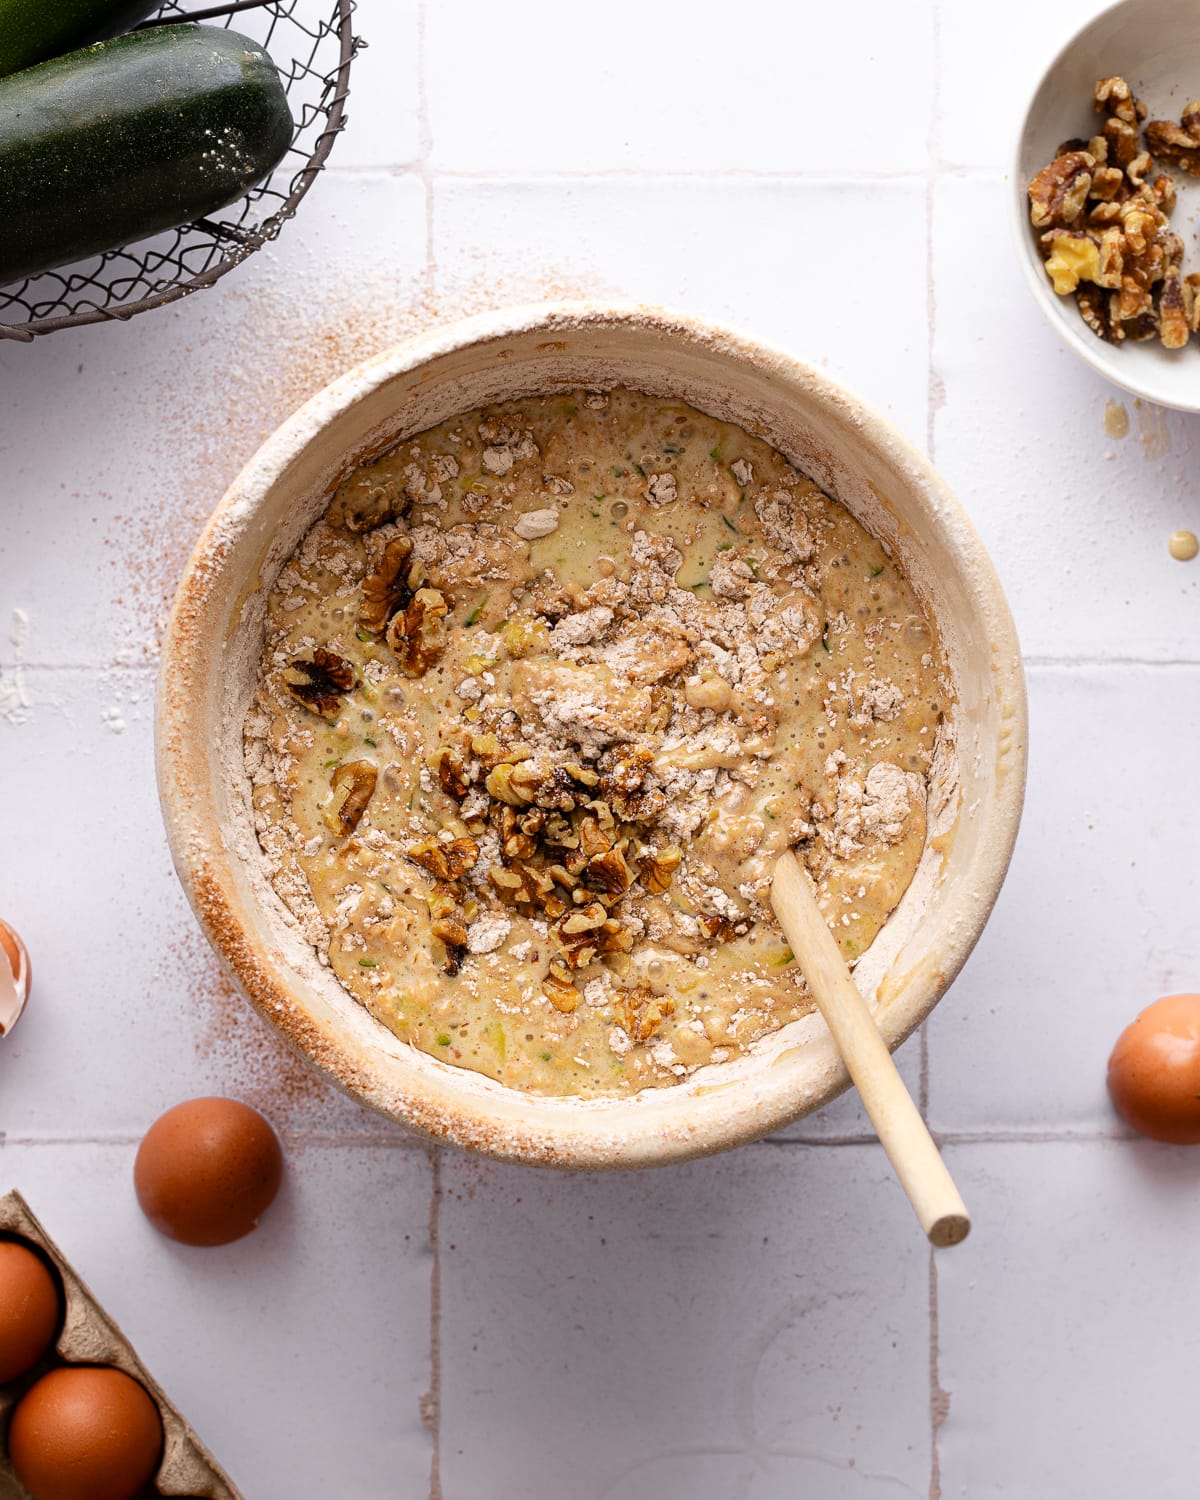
[2,2,1200,1496]
[0,1141,434,1499]
[334,0,422,168]
[937,1140,1200,1499]
[928,663,1200,1138]
[433,178,932,445]
[438,1146,932,1500]
[426,2,935,175]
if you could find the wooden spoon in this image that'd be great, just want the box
[771,852,969,1248]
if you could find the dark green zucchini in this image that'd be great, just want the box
[0,24,294,285]
[0,0,163,80]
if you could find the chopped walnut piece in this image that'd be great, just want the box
[638,846,683,894]
[1103,116,1140,169]
[1145,174,1176,214]
[1144,116,1200,177]
[607,781,666,824]
[1124,151,1152,190]
[327,760,377,835]
[282,649,355,719]
[585,847,633,899]
[408,836,479,882]
[543,961,579,1013]
[577,807,616,857]
[486,761,536,807]
[431,916,469,948]
[554,901,609,969]
[387,587,450,676]
[360,535,416,635]
[1186,274,1200,334]
[699,913,743,944]
[1094,76,1147,125]
[1159,265,1189,349]
[615,985,676,1044]
[471,733,533,770]
[434,746,469,799]
[1089,165,1126,202]
[495,804,541,861]
[1075,283,1119,342]
[421,881,472,974]
[329,480,406,534]
[1028,151,1094,228]
[1123,310,1160,341]
[1042,230,1101,295]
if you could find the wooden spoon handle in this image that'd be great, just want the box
[771,853,969,1248]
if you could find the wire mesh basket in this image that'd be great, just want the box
[0,0,359,342]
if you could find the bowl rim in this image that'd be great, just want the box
[1007,0,1200,414]
[156,299,1028,1169]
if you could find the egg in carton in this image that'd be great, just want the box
[0,1189,242,1500]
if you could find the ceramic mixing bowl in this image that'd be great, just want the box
[156,303,1027,1168]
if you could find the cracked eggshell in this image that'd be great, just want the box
[0,920,30,1038]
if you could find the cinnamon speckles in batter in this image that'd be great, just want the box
[244,389,953,1097]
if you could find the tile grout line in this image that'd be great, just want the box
[415,16,440,1491]
[421,1145,444,1500]
[2,1126,1139,1147]
[926,15,943,1496]
[929,1249,948,1500]
[322,162,1007,184]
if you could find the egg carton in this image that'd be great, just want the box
[0,1190,242,1500]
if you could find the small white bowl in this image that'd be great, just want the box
[1011,0,1200,412]
[156,304,1027,1170]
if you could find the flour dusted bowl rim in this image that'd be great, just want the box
[155,302,1027,1169]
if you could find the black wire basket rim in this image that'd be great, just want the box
[0,0,358,344]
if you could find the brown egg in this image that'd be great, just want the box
[1107,993,1200,1145]
[0,1239,61,1382]
[134,1096,284,1246]
[9,1365,163,1500]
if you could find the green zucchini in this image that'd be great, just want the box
[0,24,293,285]
[0,0,163,79]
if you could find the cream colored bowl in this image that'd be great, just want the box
[156,304,1026,1169]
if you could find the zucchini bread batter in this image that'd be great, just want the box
[243,389,952,1098]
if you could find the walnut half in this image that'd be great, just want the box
[359,535,417,635]
[387,587,450,677]
[282,649,355,719]
[327,760,377,835]
[615,984,675,1044]
[408,836,479,883]
[1028,151,1094,229]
